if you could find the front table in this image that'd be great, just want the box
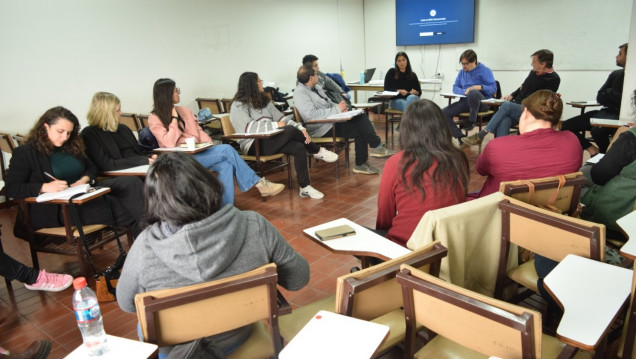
[65,335,158,358]
[544,254,633,353]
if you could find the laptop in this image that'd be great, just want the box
[347,68,376,84]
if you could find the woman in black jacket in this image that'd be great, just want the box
[6,106,143,236]
[81,91,156,171]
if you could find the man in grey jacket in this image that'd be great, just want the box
[303,54,350,107]
[294,65,394,175]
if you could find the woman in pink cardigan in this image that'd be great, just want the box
[148,78,284,206]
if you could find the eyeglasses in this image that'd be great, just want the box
[460,62,471,66]
[174,87,181,94]
[257,79,264,83]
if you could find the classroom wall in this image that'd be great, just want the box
[362,0,633,120]
[0,0,366,134]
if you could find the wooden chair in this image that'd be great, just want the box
[291,106,351,179]
[135,263,283,358]
[397,264,588,359]
[14,193,134,282]
[119,113,142,134]
[12,133,28,146]
[195,98,224,134]
[384,108,402,147]
[219,116,292,194]
[334,241,447,354]
[137,114,149,128]
[457,80,502,132]
[221,98,234,113]
[494,197,605,300]
[499,172,586,216]
[0,133,16,188]
[618,264,636,358]
[279,241,447,353]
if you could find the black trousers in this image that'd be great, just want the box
[329,113,381,166]
[0,250,38,284]
[248,126,318,188]
[561,110,618,152]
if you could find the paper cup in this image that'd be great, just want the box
[185,137,195,150]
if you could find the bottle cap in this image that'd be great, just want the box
[73,277,87,290]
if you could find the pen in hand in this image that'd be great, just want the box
[43,172,58,181]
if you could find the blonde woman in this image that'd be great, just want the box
[81,92,156,171]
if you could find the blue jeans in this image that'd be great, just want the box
[485,102,523,137]
[192,144,260,207]
[389,94,419,111]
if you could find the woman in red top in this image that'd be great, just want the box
[376,100,469,246]
[475,90,582,197]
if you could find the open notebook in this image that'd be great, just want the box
[36,184,108,203]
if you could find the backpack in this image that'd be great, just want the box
[138,127,159,151]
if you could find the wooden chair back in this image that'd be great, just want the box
[494,197,605,298]
[12,134,28,146]
[397,264,542,358]
[134,263,282,357]
[195,98,224,114]
[137,114,149,128]
[221,98,234,113]
[119,113,141,133]
[620,265,636,358]
[334,242,447,354]
[0,133,16,181]
[219,116,236,136]
[499,172,586,216]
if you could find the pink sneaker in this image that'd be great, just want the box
[24,270,73,292]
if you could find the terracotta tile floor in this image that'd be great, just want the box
[0,117,491,358]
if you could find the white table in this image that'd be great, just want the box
[102,164,150,177]
[65,335,158,358]
[304,218,410,268]
[544,254,633,351]
[279,310,389,359]
[618,210,636,260]
[152,142,213,154]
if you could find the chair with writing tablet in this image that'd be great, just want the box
[221,98,234,114]
[135,263,283,359]
[396,264,590,359]
[494,197,605,302]
[195,97,224,135]
[219,116,292,193]
[14,192,134,282]
[119,113,142,137]
[279,241,447,354]
[291,106,350,179]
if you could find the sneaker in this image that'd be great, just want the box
[24,270,73,292]
[353,163,379,175]
[313,147,338,163]
[370,144,396,158]
[254,178,285,197]
[462,134,483,146]
[299,185,324,199]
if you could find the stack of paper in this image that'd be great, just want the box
[327,109,364,120]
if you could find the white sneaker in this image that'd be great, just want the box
[313,147,338,163]
[299,185,324,199]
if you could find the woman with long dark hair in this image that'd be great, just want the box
[6,106,143,235]
[383,51,421,112]
[230,72,337,199]
[147,78,284,206]
[117,152,309,357]
[376,99,469,246]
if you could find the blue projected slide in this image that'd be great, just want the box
[396,0,475,46]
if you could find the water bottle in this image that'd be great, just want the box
[72,277,108,356]
[359,71,365,84]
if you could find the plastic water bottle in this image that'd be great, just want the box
[360,71,365,84]
[72,277,108,356]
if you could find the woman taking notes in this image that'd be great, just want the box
[147,78,284,206]
[383,51,421,112]
[230,72,337,199]
[376,100,469,247]
[6,106,143,235]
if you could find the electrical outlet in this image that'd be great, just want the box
[434,72,443,79]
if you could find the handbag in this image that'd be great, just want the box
[68,192,127,302]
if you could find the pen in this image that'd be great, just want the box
[43,172,58,181]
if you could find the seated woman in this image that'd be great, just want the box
[376,100,469,247]
[475,90,582,198]
[81,92,157,170]
[6,106,143,236]
[580,91,636,234]
[148,78,284,206]
[383,51,421,112]
[116,152,309,357]
[230,72,337,199]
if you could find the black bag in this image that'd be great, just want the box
[264,86,290,111]
[138,127,159,151]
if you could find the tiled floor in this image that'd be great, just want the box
[0,117,490,358]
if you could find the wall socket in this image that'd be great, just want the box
[434,72,443,79]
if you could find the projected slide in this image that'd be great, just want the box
[396,0,475,46]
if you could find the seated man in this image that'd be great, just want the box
[294,65,394,175]
[463,49,561,145]
[560,43,627,155]
[302,54,351,108]
[442,49,497,139]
